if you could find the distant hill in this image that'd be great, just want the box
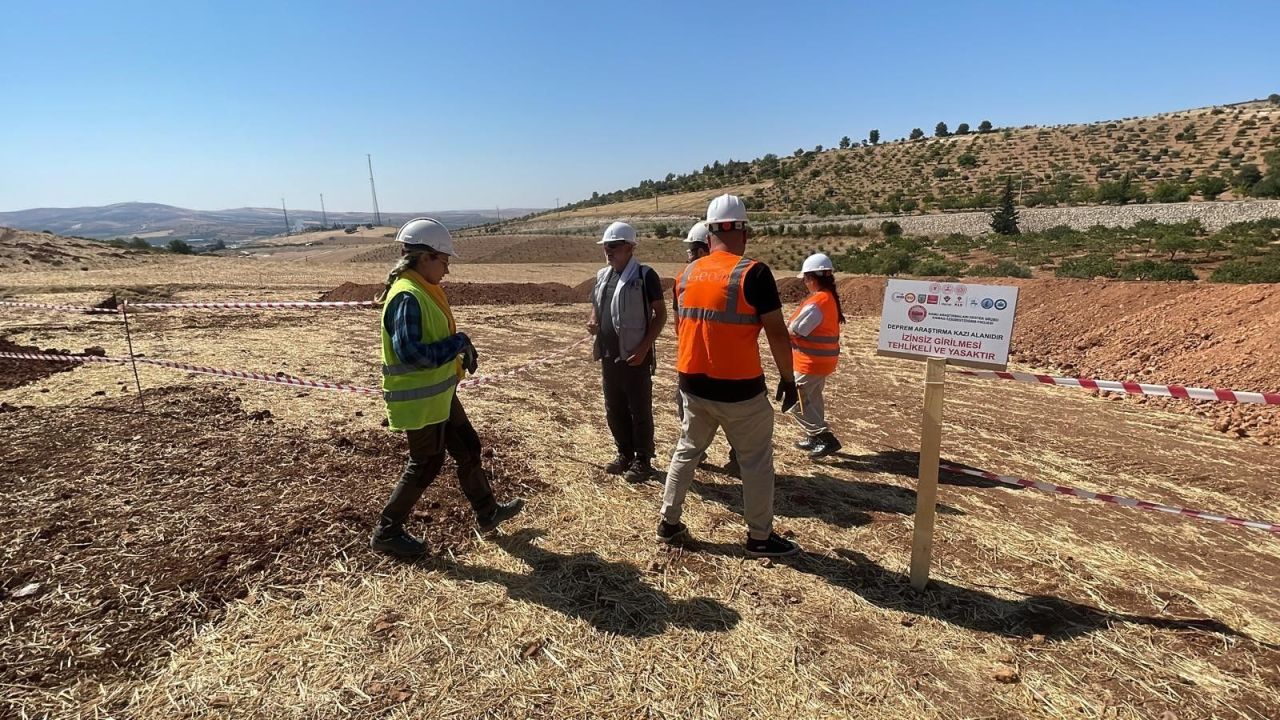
[0,203,545,245]
[540,97,1280,220]
[0,226,141,272]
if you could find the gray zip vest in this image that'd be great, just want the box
[592,264,652,362]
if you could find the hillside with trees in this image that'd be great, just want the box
[547,97,1280,219]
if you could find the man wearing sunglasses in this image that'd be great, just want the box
[658,194,801,558]
[587,221,667,483]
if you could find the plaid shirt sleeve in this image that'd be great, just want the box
[385,292,467,370]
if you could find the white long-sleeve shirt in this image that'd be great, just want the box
[789,302,824,337]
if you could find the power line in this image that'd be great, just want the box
[320,193,328,227]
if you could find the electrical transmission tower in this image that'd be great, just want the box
[367,154,382,226]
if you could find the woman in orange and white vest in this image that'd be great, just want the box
[788,253,846,458]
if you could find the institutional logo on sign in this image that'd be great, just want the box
[929,283,941,293]
[905,293,917,302]
[981,298,995,309]
[892,292,905,302]
[926,295,939,304]
[955,285,968,296]
[994,298,1008,311]
[908,305,927,322]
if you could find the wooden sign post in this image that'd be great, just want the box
[875,279,1020,591]
[909,356,946,590]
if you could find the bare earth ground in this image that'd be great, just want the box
[2,261,1279,719]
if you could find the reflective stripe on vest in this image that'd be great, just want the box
[790,341,840,357]
[382,374,459,402]
[675,255,757,325]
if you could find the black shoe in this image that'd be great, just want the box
[605,453,633,475]
[655,520,688,544]
[808,432,843,459]
[795,435,818,451]
[476,498,526,533]
[624,456,654,483]
[370,523,428,559]
[745,533,800,558]
[723,450,741,478]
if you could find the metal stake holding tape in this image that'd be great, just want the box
[910,356,947,590]
[119,300,146,411]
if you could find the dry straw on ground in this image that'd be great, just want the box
[2,264,1278,719]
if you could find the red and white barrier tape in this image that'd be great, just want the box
[0,352,119,363]
[951,369,1280,406]
[941,463,1280,534]
[0,299,377,313]
[0,301,120,314]
[124,300,378,310]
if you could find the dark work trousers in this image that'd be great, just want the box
[601,357,656,460]
[379,394,497,527]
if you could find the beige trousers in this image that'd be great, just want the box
[661,390,776,540]
[790,372,829,436]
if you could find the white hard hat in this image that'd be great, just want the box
[597,221,638,245]
[683,221,710,245]
[705,193,748,226]
[396,217,458,257]
[798,252,835,277]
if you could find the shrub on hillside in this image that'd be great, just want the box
[910,258,966,277]
[880,220,903,236]
[1196,175,1228,200]
[1150,181,1190,203]
[869,129,880,144]
[910,128,925,140]
[957,153,978,168]
[1210,257,1280,283]
[653,223,670,238]
[965,260,1032,278]
[956,123,970,135]
[935,122,949,137]
[978,120,993,133]
[1055,254,1119,279]
[1119,260,1197,281]
[167,239,193,255]
[128,238,151,250]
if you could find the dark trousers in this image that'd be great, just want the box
[601,358,655,459]
[379,395,496,527]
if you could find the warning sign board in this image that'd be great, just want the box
[876,279,1019,370]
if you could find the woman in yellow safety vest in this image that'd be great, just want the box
[787,252,846,458]
[371,218,524,558]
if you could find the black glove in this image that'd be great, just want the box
[775,378,799,413]
[461,344,479,375]
[452,332,478,375]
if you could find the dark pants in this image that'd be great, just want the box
[601,358,655,459]
[379,395,496,527]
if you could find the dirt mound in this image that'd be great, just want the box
[0,338,87,389]
[321,281,586,305]
[0,385,543,715]
[0,227,136,270]
[820,276,1280,443]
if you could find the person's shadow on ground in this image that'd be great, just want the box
[691,466,963,529]
[432,528,740,637]
[826,448,1025,491]
[687,540,1267,646]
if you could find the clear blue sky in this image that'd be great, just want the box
[2,0,1277,213]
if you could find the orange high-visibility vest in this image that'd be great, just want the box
[789,290,840,376]
[674,250,764,380]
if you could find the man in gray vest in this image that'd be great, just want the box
[587,221,667,482]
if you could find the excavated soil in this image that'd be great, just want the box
[0,385,543,713]
[321,276,1280,443]
[0,338,88,391]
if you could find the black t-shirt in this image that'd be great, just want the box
[677,260,782,403]
[599,265,663,359]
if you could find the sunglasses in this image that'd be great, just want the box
[604,241,630,250]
